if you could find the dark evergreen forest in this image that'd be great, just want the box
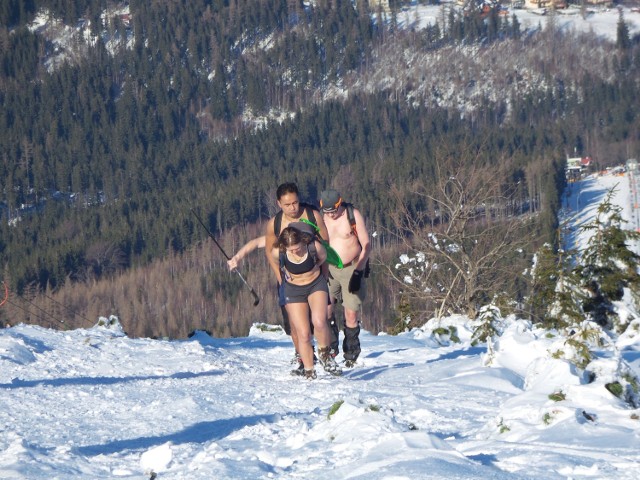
[1,1,639,337]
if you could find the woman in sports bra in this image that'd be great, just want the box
[273,226,342,379]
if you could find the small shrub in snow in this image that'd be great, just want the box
[491,291,519,318]
[622,372,639,394]
[328,400,344,419]
[560,322,603,370]
[471,304,503,346]
[587,355,640,408]
[94,315,125,335]
[96,315,120,328]
[432,326,460,345]
[563,338,592,370]
[620,370,640,408]
[548,391,566,402]
[618,319,640,345]
[388,295,416,335]
[605,381,624,398]
[497,418,510,434]
[253,323,283,333]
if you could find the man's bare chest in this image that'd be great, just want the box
[327,221,354,241]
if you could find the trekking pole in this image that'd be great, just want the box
[0,281,8,307]
[190,209,260,306]
[43,292,94,327]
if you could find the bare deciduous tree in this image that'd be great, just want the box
[383,156,533,322]
[83,241,128,281]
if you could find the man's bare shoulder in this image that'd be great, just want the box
[265,217,276,237]
[351,206,367,221]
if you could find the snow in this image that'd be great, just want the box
[8,4,640,476]
[26,3,640,76]
[396,4,640,42]
[2,168,640,479]
[561,169,638,253]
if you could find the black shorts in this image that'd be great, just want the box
[282,274,328,304]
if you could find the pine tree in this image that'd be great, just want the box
[527,216,587,330]
[546,245,585,331]
[471,303,503,346]
[528,242,560,324]
[616,10,631,51]
[577,188,640,332]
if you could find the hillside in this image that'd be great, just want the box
[1,316,636,479]
[2,167,639,479]
[1,1,640,337]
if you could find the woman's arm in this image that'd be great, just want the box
[227,236,266,271]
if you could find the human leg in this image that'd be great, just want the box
[327,295,341,355]
[327,308,340,355]
[288,315,302,365]
[343,307,361,365]
[285,302,314,371]
[279,287,302,366]
[309,285,341,376]
[327,266,343,354]
[283,276,338,376]
[308,290,331,348]
[282,283,315,366]
[336,265,366,365]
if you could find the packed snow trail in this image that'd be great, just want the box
[2,314,639,479]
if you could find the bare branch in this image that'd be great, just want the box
[384,153,532,320]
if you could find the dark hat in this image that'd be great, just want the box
[320,189,342,212]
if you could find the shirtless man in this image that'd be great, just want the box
[265,183,328,280]
[320,189,371,367]
[265,183,329,365]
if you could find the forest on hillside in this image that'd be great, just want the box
[1,0,639,337]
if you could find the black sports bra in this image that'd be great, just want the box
[283,246,316,275]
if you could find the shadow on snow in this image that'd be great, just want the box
[1,369,224,390]
[76,413,281,456]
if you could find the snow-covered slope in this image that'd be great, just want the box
[2,257,639,480]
